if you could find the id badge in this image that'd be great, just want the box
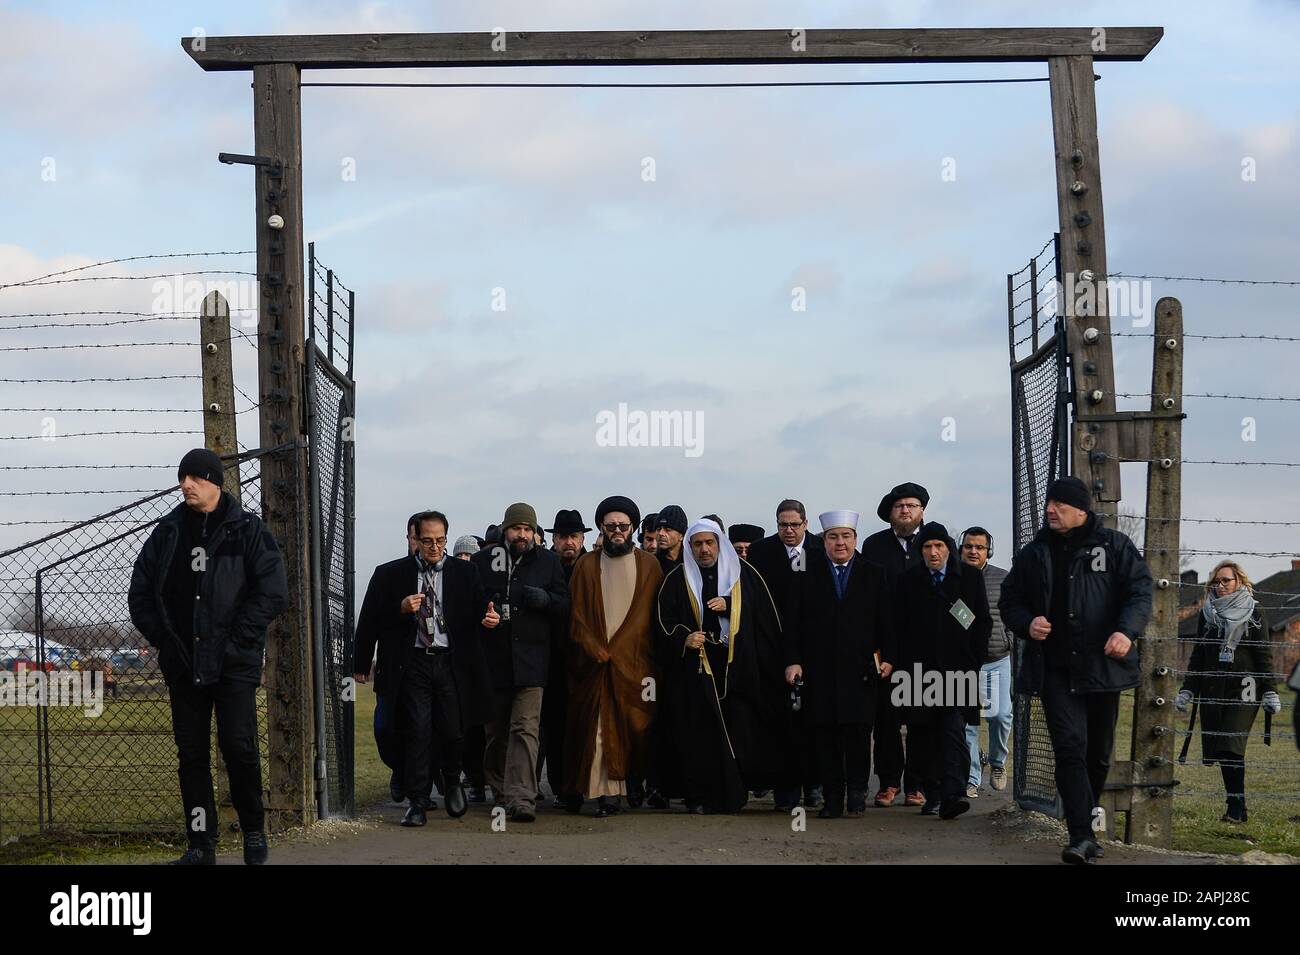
[1218,646,1235,664]
[949,598,975,630]
[424,616,437,636]
[501,603,511,622]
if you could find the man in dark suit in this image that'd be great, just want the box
[889,522,991,820]
[747,498,824,812]
[859,481,929,808]
[784,509,894,818]
[353,510,494,826]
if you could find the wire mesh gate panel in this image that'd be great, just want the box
[1006,236,1070,816]
[0,451,281,838]
[306,243,356,819]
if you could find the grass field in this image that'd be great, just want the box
[3,680,1295,863]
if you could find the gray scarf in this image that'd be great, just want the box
[1201,587,1258,653]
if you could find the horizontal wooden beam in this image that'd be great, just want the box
[183,27,1162,71]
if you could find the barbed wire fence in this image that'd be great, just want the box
[1099,270,1299,845]
[1009,253,1299,848]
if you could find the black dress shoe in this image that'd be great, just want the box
[1087,841,1105,859]
[467,786,486,804]
[402,804,428,827]
[817,807,843,819]
[646,789,669,809]
[443,776,468,818]
[511,806,536,822]
[169,846,216,865]
[939,798,970,820]
[595,796,622,817]
[243,830,269,865]
[920,801,940,816]
[1061,839,1098,864]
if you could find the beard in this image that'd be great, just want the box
[603,536,633,557]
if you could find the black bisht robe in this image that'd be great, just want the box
[656,560,785,811]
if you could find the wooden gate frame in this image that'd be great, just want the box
[184,26,1172,841]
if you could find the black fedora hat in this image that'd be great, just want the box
[545,509,592,534]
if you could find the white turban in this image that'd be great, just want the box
[682,518,741,643]
[818,509,860,533]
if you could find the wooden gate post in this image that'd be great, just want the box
[1128,297,1184,846]
[252,62,315,830]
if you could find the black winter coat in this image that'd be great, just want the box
[472,543,569,689]
[353,553,494,727]
[998,515,1152,695]
[859,527,924,583]
[784,552,893,726]
[747,531,823,622]
[128,493,288,687]
[888,559,992,725]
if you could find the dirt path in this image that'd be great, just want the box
[247,788,1220,865]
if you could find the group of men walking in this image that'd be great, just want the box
[129,447,1158,865]
[350,474,1155,864]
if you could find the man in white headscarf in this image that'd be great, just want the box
[655,519,785,813]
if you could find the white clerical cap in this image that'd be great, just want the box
[819,509,860,533]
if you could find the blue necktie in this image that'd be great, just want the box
[835,563,849,599]
[932,570,944,591]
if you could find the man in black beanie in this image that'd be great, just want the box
[654,505,689,575]
[128,448,288,864]
[889,522,991,819]
[999,476,1152,863]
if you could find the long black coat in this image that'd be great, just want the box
[784,552,893,727]
[888,559,992,725]
[998,515,1153,695]
[472,543,569,689]
[747,531,823,621]
[1182,607,1275,762]
[353,554,494,727]
[656,560,787,806]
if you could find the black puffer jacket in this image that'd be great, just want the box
[998,514,1152,695]
[128,493,288,686]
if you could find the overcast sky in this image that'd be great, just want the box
[3,1,1298,592]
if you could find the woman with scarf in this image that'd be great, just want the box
[1175,560,1280,823]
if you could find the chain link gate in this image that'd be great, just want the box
[306,243,356,819]
[1006,235,1071,816]
[0,449,290,838]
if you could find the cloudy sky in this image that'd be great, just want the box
[2,0,1298,590]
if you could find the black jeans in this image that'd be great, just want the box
[1220,760,1246,817]
[813,723,871,812]
[873,692,913,791]
[1039,665,1121,842]
[400,645,464,808]
[909,708,971,807]
[168,677,264,848]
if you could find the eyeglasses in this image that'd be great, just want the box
[777,521,804,530]
[418,537,447,547]
[962,543,988,551]
[603,522,632,533]
[892,503,923,512]
[1211,576,1237,588]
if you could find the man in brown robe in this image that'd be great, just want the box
[564,495,664,817]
